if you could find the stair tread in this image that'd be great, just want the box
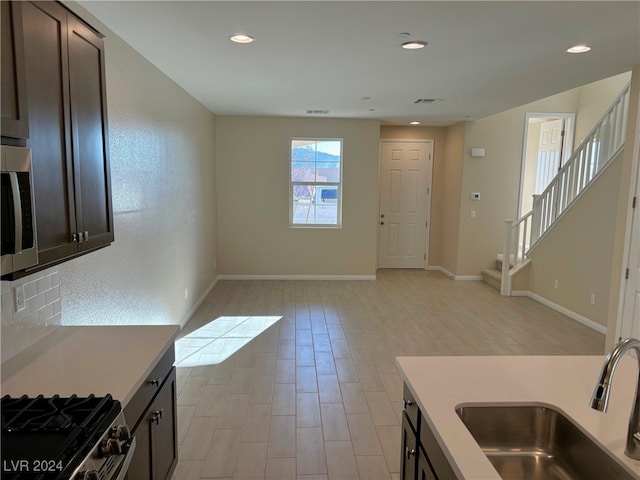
[481,268,502,280]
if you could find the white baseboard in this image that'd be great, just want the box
[180,275,219,328]
[527,291,607,335]
[510,290,530,297]
[428,266,482,281]
[217,274,377,281]
[427,266,455,278]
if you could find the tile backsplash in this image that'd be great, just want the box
[1,268,61,362]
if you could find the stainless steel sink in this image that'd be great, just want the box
[455,404,637,480]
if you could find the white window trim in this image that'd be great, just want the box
[289,137,343,228]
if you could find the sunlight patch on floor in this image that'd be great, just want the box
[175,316,282,367]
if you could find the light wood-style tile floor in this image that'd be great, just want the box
[171,270,605,480]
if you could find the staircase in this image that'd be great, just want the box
[481,254,513,291]
[484,82,631,294]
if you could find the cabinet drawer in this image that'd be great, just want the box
[403,383,420,433]
[420,413,458,480]
[125,345,175,431]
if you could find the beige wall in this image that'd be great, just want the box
[216,117,380,277]
[441,122,466,274]
[574,71,632,145]
[53,5,217,327]
[528,154,623,327]
[379,126,448,266]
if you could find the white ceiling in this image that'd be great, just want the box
[77,1,639,126]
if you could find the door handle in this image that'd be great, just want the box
[9,172,23,253]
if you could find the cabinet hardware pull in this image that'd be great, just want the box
[148,378,161,387]
[405,447,416,459]
[403,399,414,409]
[151,409,163,425]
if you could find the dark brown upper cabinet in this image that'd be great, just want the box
[1,1,29,140]
[5,1,113,278]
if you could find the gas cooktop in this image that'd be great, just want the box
[1,394,129,480]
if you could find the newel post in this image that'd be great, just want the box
[502,220,513,296]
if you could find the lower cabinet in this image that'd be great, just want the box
[400,383,458,480]
[401,413,418,480]
[125,347,178,480]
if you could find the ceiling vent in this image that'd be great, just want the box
[414,98,443,104]
[306,109,330,115]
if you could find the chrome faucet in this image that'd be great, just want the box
[590,337,640,459]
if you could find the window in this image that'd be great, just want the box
[290,138,342,227]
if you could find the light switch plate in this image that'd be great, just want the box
[14,285,25,312]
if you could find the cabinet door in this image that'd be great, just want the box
[1,1,29,140]
[67,14,113,253]
[126,408,152,480]
[126,367,178,480]
[401,413,418,480]
[22,1,78,265]
[417,447,437,480]
[151,367,178,480]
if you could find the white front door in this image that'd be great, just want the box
[535,118,565,193]
[378,140,433,269]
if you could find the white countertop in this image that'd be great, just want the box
[396,355,640,479]
[1,325,179,407]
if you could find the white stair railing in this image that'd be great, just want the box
[501,82,631,295]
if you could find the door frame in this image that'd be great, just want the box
[615,98,640,341]
[518,112,575,217]
[377,138,434,270]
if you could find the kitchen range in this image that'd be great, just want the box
[1,326,179,480]
[2,394,135,480]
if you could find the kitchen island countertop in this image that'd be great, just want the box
[396,355,640,479]
[1,325,179,407]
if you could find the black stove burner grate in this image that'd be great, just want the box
[1,394,121,480]
[2,394,114,432]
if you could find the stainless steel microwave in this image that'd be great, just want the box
[1,145,38,275]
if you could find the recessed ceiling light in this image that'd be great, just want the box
[230,34,255,44]
[566,44,591,53]
[410,121,421,125]
[402,40,427,50]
